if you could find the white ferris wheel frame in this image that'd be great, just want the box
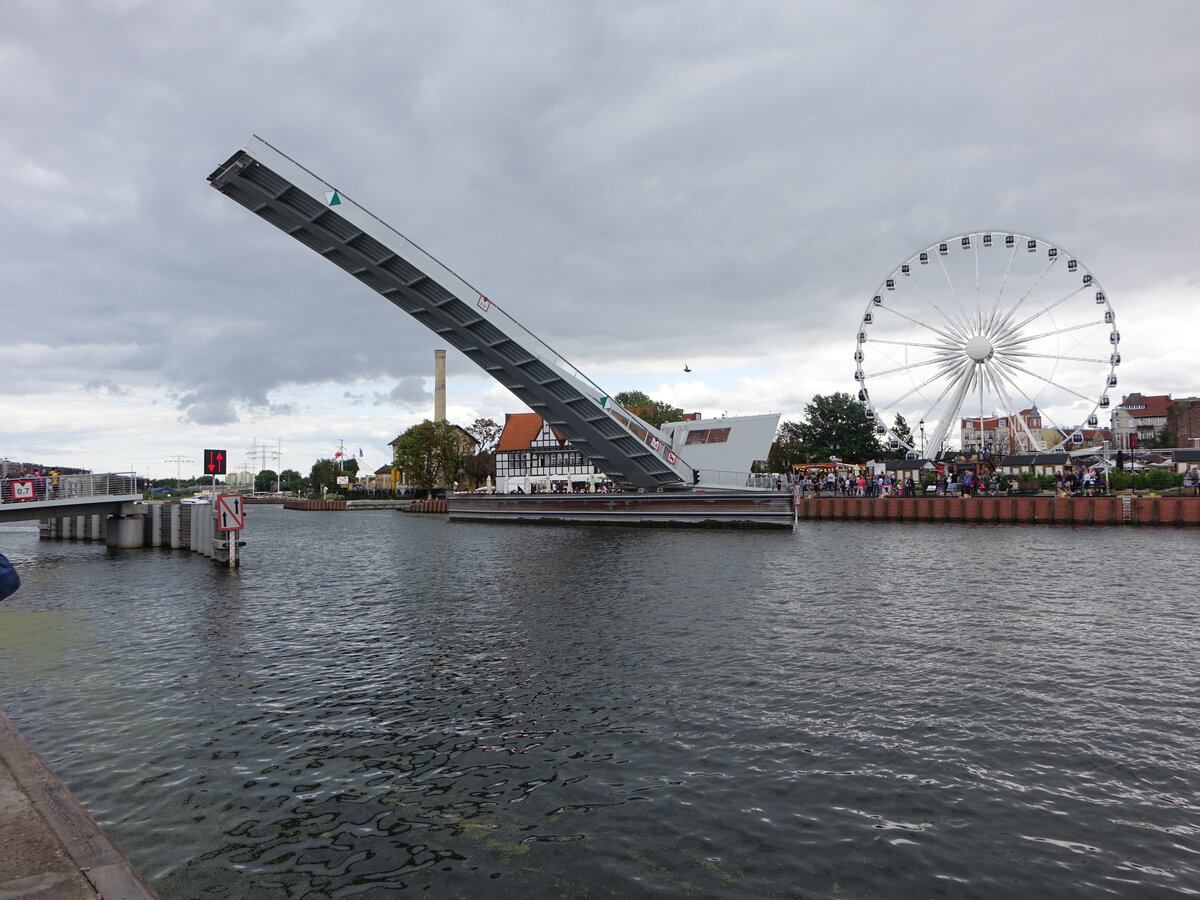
[855,230,1120,459]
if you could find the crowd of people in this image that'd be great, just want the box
[0,468,61,502]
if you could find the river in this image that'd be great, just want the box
[1,509,1198,898]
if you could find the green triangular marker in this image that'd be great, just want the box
[599,396,608,407]
[324,190,342,207]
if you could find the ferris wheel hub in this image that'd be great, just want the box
[965,335,995,362]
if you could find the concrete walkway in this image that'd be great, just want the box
[0,709,160,900]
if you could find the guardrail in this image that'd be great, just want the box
[1,472,138,504]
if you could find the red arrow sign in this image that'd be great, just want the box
[204,449,227,475]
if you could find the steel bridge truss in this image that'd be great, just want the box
[208,147,692,490]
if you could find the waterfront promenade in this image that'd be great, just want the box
[0,710,159,899]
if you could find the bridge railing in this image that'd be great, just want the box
[1,472,138,504]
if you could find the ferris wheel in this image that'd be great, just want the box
[855,231,1119,458]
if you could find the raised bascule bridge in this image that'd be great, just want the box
[208,138,789,526]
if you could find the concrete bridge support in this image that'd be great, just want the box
[105,515,145,549]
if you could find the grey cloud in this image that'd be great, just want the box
[2,0,1199,468]
[373,377,431,409]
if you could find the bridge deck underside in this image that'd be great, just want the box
[208,151,683,490]
[0,496,143,525]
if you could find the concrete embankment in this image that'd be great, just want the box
[0,709,160,899]
[282,499,412,511]
[794,494,1200,526]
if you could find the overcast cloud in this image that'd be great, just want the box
[2,0,1197,477]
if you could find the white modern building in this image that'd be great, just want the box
[660,413,781,488]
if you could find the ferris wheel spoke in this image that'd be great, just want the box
[1004,351,1110,365]
[867,355,953,379]
[875,303,965,344]
[982,366,1045,452]
[991,363,1077,449]
[984,244,1020,332]
[883,357,972,413]
[993,356,1096,404]
[994,283,1086,344]
[995,319,1106,347]
[905,278,971,339]
[991,256,1057,335]
[936,251,959,301]
[866,337,956,352]
[924,365,977,459]
[974,241,983,331]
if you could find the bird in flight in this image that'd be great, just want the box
[683,364,691,373]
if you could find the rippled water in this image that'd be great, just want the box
[1,509,1199,898]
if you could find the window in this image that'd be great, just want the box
[685,427,732,445]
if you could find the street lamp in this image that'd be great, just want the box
[919,420,925,458]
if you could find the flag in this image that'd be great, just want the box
[358,448,364,457]
[334,450,343,459]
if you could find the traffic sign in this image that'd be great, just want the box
[204,449,227,475]
[215,493,245,531]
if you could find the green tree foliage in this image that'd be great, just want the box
[309,459,338,493]
[278,469,304,493]
[785,392,884,463]
[769,421,806,470]
[1148,426,1175,449]
[254,469,277,492]
[466,417,503,453]
[893,414,914,450]
[613,390,683,429]
[392,420,467,491]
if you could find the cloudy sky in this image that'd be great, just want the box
[3,0,1197,478]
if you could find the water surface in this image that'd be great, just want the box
[1,510,1198,898]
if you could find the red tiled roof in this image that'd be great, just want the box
[1123,393,1171,420]
[496,413,544,451]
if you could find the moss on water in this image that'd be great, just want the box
[0,609,81,679]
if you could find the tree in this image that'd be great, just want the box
[254,469,278,492]
[768,421,805,470]
[309,458,339,494]
[461,451,496,489]
[613,390,683,429]
[1149,426,1175,449]
[466,417,503,453]
[893,414,915,451]
[392,420,467,491]
[278,469,304,493]
[789,392,884,463]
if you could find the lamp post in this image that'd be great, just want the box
[919,419,925,458]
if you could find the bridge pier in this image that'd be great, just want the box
[105,515,145,549]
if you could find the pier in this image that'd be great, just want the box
[0,473,248,565]
[0,710,159,899]
[0,473,141,526]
